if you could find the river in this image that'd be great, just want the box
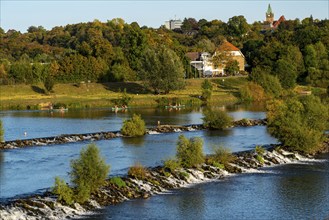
[0,105,328,219]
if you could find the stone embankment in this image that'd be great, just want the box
[1,144,325,220]
[0,119,267,149]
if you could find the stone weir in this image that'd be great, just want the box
[1,142,328,220]
[0,119,267,149]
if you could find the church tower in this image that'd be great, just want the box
[266,4,274,24]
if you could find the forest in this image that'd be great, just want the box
[0,15,328,91]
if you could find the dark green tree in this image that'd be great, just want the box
[142,46,185,94]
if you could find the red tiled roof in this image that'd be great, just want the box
[273,15,286,29]
[217,41,240,52]
[186,52,200,61]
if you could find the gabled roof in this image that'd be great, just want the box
[217,41,240,52]
[273,15,286,29]
[186,52,200,61]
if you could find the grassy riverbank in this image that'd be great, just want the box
[0,76,248,110]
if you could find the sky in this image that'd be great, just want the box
[1,0,328,33]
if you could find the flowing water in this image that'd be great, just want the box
[84,154,329,220]
[0,104,328,219]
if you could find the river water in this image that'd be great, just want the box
[0,105,328,219]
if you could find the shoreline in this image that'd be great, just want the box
[1,144,328,220]
[0,119,267,149]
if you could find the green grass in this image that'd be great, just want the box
[0,77,248,110]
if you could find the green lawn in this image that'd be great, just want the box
[0,76,248,110]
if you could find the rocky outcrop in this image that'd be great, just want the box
[0,119,267,149]
[0,145,318,220]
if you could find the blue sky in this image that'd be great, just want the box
[1,0,328,32]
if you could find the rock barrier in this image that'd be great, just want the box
[0,119,267,149]
[0,144,324,220]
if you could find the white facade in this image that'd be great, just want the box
[164,19,183,30]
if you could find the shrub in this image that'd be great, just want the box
[70,143,110,203]
[202,109,233,130]
[255,145,265,155]
[176,135,205,168]
[256,154,264,164]
[267,95,328,153]
[249,67,283,98]
[164,158,180,173]
[0,119,4,142]
[110,177,127,188]
[52,177,74,205]
[113,88,132,106]
[128,162,147,180]
[239,82,266,102]
[201,79,213,91]
[212,146,236,167]
[121,114,146,137]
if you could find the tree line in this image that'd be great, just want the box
[0,16,328,91]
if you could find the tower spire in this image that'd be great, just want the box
[266,3,274,24]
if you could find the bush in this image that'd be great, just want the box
[110,177,127,188]
[255,145,265,155]
[164,158,180,173]
[212,146,236,167]
[256,154,264,164]
[239,82,266,102]
[128,162,147,180]
[113,88,132,106]
[249,67,282,98]
[121,114,146,136]
[52,177,74,205]
[0,119,4,142]
[202,109,233,130]
[176,135,205,168]
[201,79,213,91]
[267,95,328,153]
[70,143,110,203]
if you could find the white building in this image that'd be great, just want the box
[164,19,183,30]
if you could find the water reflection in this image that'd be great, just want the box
[274,161,329,219]
[121,136,146,147]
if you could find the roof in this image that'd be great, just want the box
[217,41,240,52]
[186,52,200,61]
[273,15,286,29]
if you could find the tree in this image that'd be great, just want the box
[70,144,110,203]
[224,60,239,76]
[141,46,185,94]
[53,144,110,204]
[176,135,204,168]
[267,95,328,153]
[227,16,250,37]
[44,74,55,93]
[274,59,298,89]
[201,79,213,102]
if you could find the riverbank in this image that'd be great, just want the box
[0,119,267,149]
[0,77,247,110]
[1,141,328,220]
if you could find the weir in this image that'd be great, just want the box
[0,119,267,149]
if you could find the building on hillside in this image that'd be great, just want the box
[186,41,245,77]
[262,4,285,31]
[164,19,183,30]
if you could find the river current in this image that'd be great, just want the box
[0,105,328,219]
